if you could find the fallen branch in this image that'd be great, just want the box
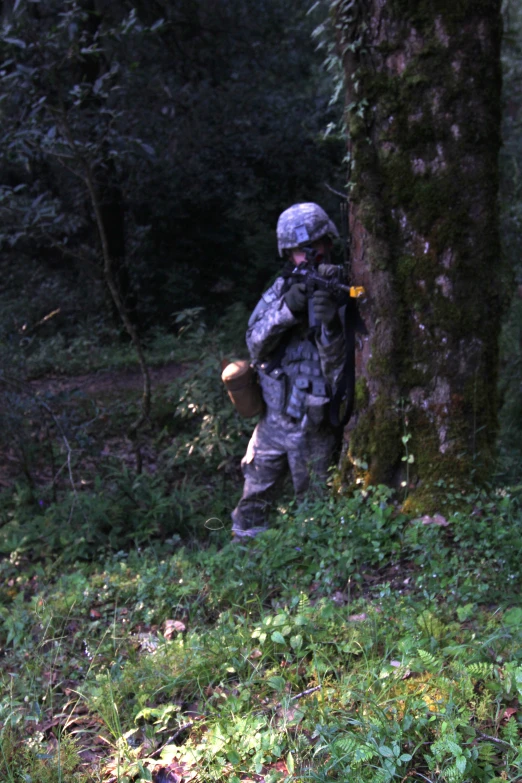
[475,729,515,749]
[400,773,434,783]
[290,685,321,701]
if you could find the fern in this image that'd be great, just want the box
[352,742,378,765]
[444,761,466,783]
[417,649,442,671]
[477,741,497,762]
[332,735,358,756]
[416,610,447,641]
[332,734,377,765]
[437,675,453,689]
[465,662,495,678]
[370,770,391,783]
[432,736,464,760]
[298,592,310,613]
[501,716,520,745]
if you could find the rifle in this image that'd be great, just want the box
[290,247,364,328]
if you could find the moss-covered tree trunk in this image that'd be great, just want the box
[337,1,504,502]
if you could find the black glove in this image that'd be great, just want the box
[313,289,338,328]
[284,282,307,314]
[317,263,340,278]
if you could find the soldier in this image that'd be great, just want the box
[231,202,348,539]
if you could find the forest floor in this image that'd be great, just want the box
[1,343,522,782]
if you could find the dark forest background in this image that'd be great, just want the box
[0,0,520,483]
[0,0,346,339]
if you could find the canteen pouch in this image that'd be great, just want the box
[221,360,264,418]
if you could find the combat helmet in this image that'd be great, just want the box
[276,202,339,257]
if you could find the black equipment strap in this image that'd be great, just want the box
[329,297,358,429]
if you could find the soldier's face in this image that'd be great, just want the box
[290,239,328,266]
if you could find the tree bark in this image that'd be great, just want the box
[336,1,504,503]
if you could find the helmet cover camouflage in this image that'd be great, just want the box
[276,202,339,257]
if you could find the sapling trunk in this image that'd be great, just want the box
[58,115,151,474]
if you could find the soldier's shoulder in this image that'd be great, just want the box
[260,277,285,305]
[247,277,285,327]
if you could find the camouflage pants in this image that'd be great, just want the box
[231,409,337,538]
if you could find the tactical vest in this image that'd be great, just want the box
[258,331,329,421]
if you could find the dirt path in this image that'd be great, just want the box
[0,362,190,488]
[0,362,190,490]
[30,361,187,396]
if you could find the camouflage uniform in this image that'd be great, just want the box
[231,275,347,538]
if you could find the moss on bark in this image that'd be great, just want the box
[388,0,499,31]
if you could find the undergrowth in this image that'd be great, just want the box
[1,484,522,781]
[0,303,521,781]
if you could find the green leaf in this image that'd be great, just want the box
[271,631,286,645]
[139,142,156,157]
[290,634,303,650]
[447,740,463,757]
[150,18,165,32]
[456,755,467,773]
[503,607,522,627]
[4,37,26,48]
[286,751,295,774]
[379,745,394,758]
[136,763,153,781]
[227,750,241,766]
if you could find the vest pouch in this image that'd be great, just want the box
[285,376,311,419]
[258,367,286,413]
[311,379,327,397]
[306,402,328,426]
[222,360,264,418]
